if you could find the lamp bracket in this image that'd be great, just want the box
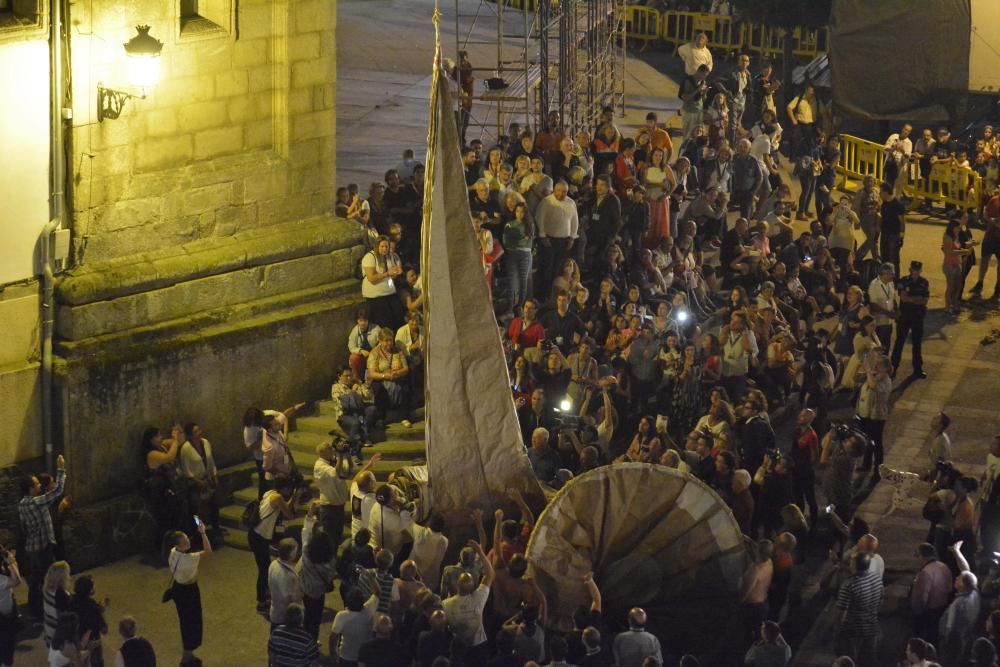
[97,83,140,122]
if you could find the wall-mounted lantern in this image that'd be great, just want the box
[97,25,163,122]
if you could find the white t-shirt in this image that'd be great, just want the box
[442,584,490,647]
[254,491,283,540]
[168,548,201,585]
[409,525,449,593]
[360,252,399,299]
[350,483,377,537]
[368,504,414,556]
[330,595,378,662]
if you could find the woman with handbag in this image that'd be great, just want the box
[165,519,212,666]
[0,547,22,667]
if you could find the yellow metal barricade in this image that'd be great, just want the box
[838,134,983,211]
[743,24,828,59]
[908,163,984,212]
[625,6,661,52]
[660,11,740,53]
[836,134,885,193]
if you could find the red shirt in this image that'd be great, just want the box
[792,427,818,469]
[508,317,545,349]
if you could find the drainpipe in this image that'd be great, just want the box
[42,0,67,471]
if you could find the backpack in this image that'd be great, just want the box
[355,250,374,281]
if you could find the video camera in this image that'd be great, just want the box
[553,397,581,431]
[829,418,869,455]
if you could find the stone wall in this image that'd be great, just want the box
[68,0,336,263]
[53,217,363,506]
[0,282,43,467]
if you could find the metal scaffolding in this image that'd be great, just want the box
[453,0,625,145]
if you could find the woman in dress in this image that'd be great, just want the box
[166,520,212,666]
[671,343,703,438]
[643,148,675,248]
[43,561,71,648]
[361,235,404,330]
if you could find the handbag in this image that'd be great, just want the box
[161,556,181,603]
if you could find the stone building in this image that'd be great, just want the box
[0,1,357,565]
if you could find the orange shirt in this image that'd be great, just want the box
[648,127,673,157]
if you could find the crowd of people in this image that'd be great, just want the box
[3,25,1000,667]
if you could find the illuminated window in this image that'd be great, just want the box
[0,0,47,39]
[179,0,232,38]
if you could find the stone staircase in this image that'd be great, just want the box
[219,401,426,550]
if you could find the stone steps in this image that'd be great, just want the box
[220,415,426,551]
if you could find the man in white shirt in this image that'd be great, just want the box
[677,32,713,76]
[535,180,579,301]
[884,124,913,196]
[409,515,449,594]
[442,540,495,661]
[367,484,415,565]
[313,439,352,547]
[269,538,303,627]
[867,262,899,351]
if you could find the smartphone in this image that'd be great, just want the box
[824,504,835,515]
[193,515,202,528]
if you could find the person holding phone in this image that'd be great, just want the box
[167,519,212,666]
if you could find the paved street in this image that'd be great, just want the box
[8,2,1000,666]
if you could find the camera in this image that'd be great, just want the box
[541,339,555,353]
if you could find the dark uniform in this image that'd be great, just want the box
[890,268,930,377]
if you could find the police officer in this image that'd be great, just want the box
[891,260,930,379]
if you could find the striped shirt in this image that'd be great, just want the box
[837,571,884,636]
[268,624,318,667]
